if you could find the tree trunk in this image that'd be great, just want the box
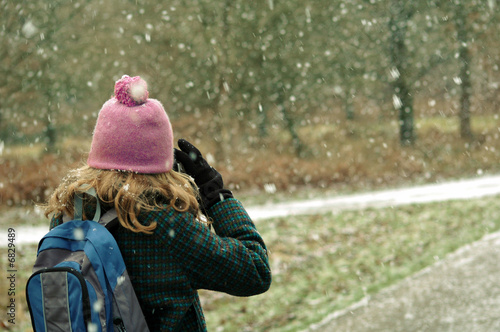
[44,120,57,153]
[277,91,304,157]
[258,102,269,137]
[455,5,473,140]
[43,89,58,153]
[208,0,232,160]
[344,88,355,121]
[389,2,415,146]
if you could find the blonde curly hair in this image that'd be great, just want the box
[43,165,203,234]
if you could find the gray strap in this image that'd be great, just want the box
[65,198,117,230]
[74,192,84,221]
[99,208,119,229]
[69,187,119,230]
[74,187,101,222]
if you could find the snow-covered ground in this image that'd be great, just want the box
[2,174,500,246]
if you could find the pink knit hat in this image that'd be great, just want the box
[87,75,174,173]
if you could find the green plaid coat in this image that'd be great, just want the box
[50,198,271,331]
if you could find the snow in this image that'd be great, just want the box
[392,94,403,109]
[22,21,38,38]
[2,174,500,246]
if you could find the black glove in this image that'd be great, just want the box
[174,139,233,211]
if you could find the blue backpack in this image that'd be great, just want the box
[26,188,150,332]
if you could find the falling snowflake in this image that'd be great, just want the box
[392,95,403,109]
[264,183,277,194]
[390,67,400,79]
[92,299,103,313]
[74,228,85,241]
[22,21,38,38]
[117,276,126,286]
[87,322,98,332]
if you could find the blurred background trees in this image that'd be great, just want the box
[1,0,499,159]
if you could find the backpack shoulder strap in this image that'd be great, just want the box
[63,186,119,230]
[74,187,101,222]
[99,208,119,230]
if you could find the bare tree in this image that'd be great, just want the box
[388,1,416,146]
[453,2,473,140]
[1,0,91,151]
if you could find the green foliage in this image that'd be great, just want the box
[1,0,498,150]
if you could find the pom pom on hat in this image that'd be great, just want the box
[87,75,174,173]
[114,75,149,107]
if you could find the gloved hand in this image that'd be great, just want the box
[174,139,233,211]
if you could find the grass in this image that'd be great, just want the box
[417,113,500,133]
[3,195,500,332]
[199,195,500,332]
[0,243,38,331]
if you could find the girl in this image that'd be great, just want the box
[44,75,272,331]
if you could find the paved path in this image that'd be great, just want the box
[246,174,500,220]
[305,230,500,332]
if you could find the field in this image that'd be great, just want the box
[2,196,500,331]
[1,111,499,331]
